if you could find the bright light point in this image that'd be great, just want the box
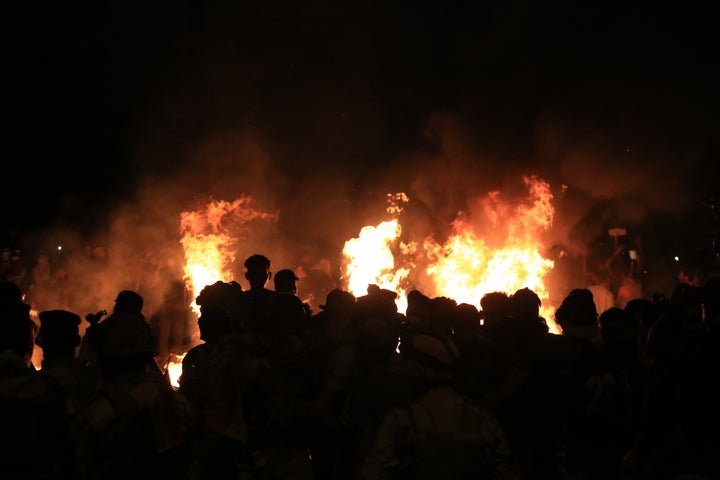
[57,245,63,251]
[674,256,679,262]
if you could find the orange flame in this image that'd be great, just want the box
[165,352,186,389]
[341,193,411,312]
[179,196,278,314]
[341,176,559,332]
[176,196,278,351]
[426,175,557,329]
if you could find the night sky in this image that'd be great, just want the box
[5,2,720,287]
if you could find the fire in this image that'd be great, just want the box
[180,196,279,316]
[341,193,412,313]
[342,218,411,313]
[425,175,557,330]
[340,176,560,332]
[164,352,186,389]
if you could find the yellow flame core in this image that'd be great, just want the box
[342,219,410,312]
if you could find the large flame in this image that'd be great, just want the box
[426,175,557,329]
[340,176,559,332]
[179,196,278,315]
[341,193,412,313]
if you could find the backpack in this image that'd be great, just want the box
[395,400,495,480]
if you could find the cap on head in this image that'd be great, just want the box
[39,309,81,327]
[36,310,81,348]
[274,269,299,292]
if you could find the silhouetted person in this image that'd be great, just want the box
[554,288,603,479]
[243,291,322,480]
[306,288,359,479]
[0,299,76,479]
[75,310,195,479]
[274,268,299,294]
[625,282,719,479]
[36,309,102,417]
[310,287,356,341]
[274,267,313,321]
[484,288,568,480]
[361,329,522,480]
[575,307,641,480]
[77,289,162,379]
[478,291,512,342]
[405,289,432,328]
[180,293,257,480]
[241,253,276,332]
[509,287,548,336]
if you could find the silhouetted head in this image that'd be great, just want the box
[354,288,398,321]
[244,254,272,291]
[510,287,541,319]
[0,281,24,303]
[319,288,356,314]
[480,291,511,333]
[599,307,637,342]
[273,268,299,294]
[555,288,599,339]
[396,330,461,382]
[454,303,481,332]
[113,290,144,316]
[196,281,244,309]
[36,309,81,357]
[428,296,457,334]
[198,305,235,343]
[366,284,398,307]
[510,287,547,335]
[0,299,36,363]
[406,289,432,325]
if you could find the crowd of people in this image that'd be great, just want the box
[1,250,718,480]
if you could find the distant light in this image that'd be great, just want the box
[674,256,679,262]
[57,245,63,252]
